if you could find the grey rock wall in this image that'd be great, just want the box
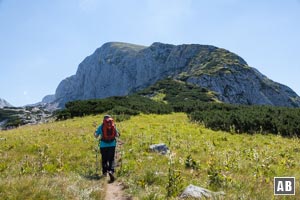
[186,66,300,107]
[54,42,300,107]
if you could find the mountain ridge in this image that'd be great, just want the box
[50,42,300,108]
[0,98,12,108]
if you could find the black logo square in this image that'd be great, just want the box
[274,177,295,195]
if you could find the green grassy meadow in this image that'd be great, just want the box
[1,113,299,199]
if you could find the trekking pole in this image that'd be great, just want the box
[93,121,100,175]
[115,137,119,167]
[116,119,123,167]
[95,138,100,174]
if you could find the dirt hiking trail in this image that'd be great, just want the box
[105,181,130,200]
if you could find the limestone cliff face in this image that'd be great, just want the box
[186,67,300,107]
[54,42,300,107]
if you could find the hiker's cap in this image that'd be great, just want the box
[104,115,111,119]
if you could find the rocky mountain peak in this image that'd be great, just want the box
[42,95,56,104]
[0,98,12,108]
[53,42,300,108]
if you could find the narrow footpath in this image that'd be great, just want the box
[105,181,129,200]
[105,139,129,200]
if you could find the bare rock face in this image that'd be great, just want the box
[54,42,300,108]
[186,67,300,107]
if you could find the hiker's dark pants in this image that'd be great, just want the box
[100,146,115,174]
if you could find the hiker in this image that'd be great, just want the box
[94,115,119,182]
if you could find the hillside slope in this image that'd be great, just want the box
[52,42,300,108]
[1,113,299,199]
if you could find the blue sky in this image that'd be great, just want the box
[0,0,299,106]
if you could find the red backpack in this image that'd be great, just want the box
[101,117,117,142]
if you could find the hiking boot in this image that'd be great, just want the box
[108,171,115,182]
[102,172,107,178]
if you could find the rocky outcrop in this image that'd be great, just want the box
[0,98,12,108]
[186,67,300,107]
[0,106,53,130]
[42,94,55,104]
[54,42,300,107]
[149,143,169,155]
[180,184,225,199]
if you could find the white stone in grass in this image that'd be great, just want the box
[180,184,225,199]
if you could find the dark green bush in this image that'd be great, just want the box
[189,104,300,137]
[54,78,300,137]
[55,94,172,121]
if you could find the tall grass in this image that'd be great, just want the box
[117,113,300,199]
[0,115,106,199]
[1,113,299,199]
